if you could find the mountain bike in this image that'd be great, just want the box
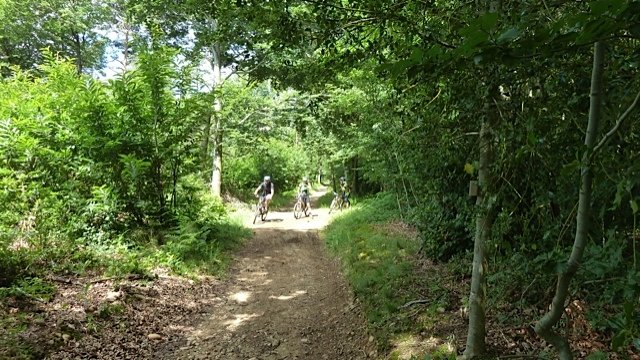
[253,195,268,224]
[293,193,311,219]
[328,192,350,214]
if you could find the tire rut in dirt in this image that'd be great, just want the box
[157,230,373,360]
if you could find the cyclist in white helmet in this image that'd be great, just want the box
[254,175,275,211]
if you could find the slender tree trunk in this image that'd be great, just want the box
[210,116,222,196]
[534,41,605,360]
[122,22,130,74]
[463,0,500,355]
[73,32,83,74]
[209,38,223,197]
[463,107,495,358]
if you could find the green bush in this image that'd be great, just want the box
[224,138,312,198]
[224,154,261,198]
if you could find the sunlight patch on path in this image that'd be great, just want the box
[229,291,251,304]
[390,334,455,359]
[269,290,307,301]
[224,313,260,331]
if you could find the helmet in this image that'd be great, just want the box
[264,176,271,182]
[303,176,309,183]
[339,176,346,182]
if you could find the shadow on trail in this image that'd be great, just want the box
[156,187,374,359]
[158,227,373,360]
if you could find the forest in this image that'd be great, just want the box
[1,0,640,359]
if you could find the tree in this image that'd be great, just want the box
[535,39,640,359]
[0,0,112,74]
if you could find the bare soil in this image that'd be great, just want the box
[157,197,375,360]
[1,190,374,360]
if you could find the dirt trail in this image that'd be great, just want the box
[159,190,375,360]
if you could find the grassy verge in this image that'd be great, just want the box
[322,193,462,359]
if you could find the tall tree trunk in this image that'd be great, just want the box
[122,22,130,74]
[463,104,496,358]
[73,32,83,74]
[209,38,223,197]
[534,41,605,360]
[463,1,500,356]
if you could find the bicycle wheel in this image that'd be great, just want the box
[260,206,268,221]
[252,204,260,224]
[329,197,338,214]
[304,203,310,217]
[293,201,302,219]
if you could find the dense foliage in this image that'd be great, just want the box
[2,0,640,358]
[246,0,640,357]
[0,44,250,283]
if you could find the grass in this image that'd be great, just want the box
[269,189,298,210]
[322,193,458,357]
[0,313,44,360]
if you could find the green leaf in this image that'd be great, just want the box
[591,0,611,15]
[409,47,424,63]
[497,28,520,44]
[610,183,624,209]
[555,261,569,274]
[630,199,638,214]
[477,12,499,31]
[623,303,634,322]
[458,32,490,57]
[586,351,607,360]
[590,0,628,16]
[561,159,580,178]
[611,330,628,350]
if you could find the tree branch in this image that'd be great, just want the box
[341,17,377,29]
[302,0,377,14]
[401,299,430,308]
[591,89,640,157]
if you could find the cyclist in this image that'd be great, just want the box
[254,175,275,211]
[339,176,350,206]
[298,176,312,214]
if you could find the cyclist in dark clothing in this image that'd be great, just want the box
[339,176,350,205]
[254,176,275,211]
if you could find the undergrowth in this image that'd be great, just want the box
[323,192,455,357]
[0,191,251,358]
